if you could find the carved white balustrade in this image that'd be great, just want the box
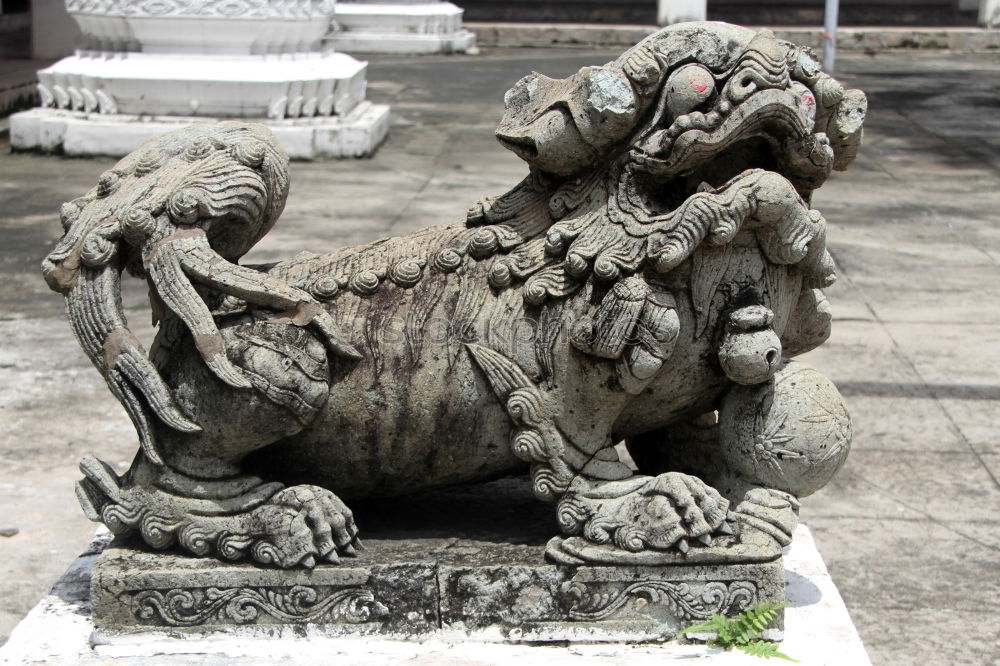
[12,0,390,157]
[68,0,336,54]
[330,0,476,54]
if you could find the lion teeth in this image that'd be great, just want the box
[667,110,719,138]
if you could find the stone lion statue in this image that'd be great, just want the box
[42,22,863,569]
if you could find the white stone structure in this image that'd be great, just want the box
[330,0,475,54]
[657,0,707,25]
[981,0,1000,26]
[11,0,390,158]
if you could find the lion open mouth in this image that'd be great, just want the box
[629,86,830,207]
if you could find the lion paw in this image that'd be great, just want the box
[247,485,360,567]
[731,487,800,547]
[76,457,359,569]
[557,473,732,554]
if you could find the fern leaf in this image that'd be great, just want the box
[738,640,799,662]
[733,602,786,642]
[679,613,730,638]
[679,620,717,635]
[716,619,737,644]
[681,602,795,661]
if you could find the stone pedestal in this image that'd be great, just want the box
[0,481,872,664]
[0,522,872,664]
[91,540,783,641]
[11,0,389,157]
[329,0,476,54]
[84,479,783,640]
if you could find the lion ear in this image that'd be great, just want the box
[568,67,638,151]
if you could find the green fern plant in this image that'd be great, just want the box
[679,602,796,661]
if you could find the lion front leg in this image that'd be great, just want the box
[76,316,362,568]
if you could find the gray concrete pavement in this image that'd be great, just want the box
[0,49,998,665]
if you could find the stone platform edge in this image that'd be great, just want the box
[466,22,1000,52]
[8,102,390,160]
[0,524,872,665]
[89,541,785,642]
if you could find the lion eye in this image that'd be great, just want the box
[790,81,817,129]
[664,64,715,119]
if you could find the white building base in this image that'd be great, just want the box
[330,2,476,54]
[31,52,370,119]
[10,102,390,159]
[331,29,476,54]
[0,524,871,665]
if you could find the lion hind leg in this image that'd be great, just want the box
[77,454,359,568]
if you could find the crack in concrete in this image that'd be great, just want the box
[828,248,1000,496]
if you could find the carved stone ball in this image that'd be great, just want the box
[718,361,852,498]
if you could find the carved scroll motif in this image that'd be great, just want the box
[133,585,386,627]
[563,580,757,622]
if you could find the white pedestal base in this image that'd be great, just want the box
[330,3,476,54]
[0,525,871,665]
[331,30,476,54]
[10,102,390,159]
[33,52,369,119]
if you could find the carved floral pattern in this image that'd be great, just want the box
[66,0,334,19]
[563,580,757,622]
[134,585,385,626]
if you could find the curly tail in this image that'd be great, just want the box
[46,251,201,466]
[41,122,296,465]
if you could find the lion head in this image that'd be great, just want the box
[476,23,865,312]
[496,22,865,191]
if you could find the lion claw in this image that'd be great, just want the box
[248,484,360,568]
[557,472,731,555]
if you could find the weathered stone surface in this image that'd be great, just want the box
[92,548,436,634]
[3,47,997,665]
[39,22,864,610]
[0,525,871,664]
[92,543,783,640]
[91,479,784,640]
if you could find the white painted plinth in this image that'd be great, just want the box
[330,2,476,54]
[0,524,870,665]
[10,102,390,159]
[33,52,369,119]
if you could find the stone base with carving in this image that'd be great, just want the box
[89,479,783,641]
[0,521,874,665]
[92,541,783,640]
[10,102,390,159]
